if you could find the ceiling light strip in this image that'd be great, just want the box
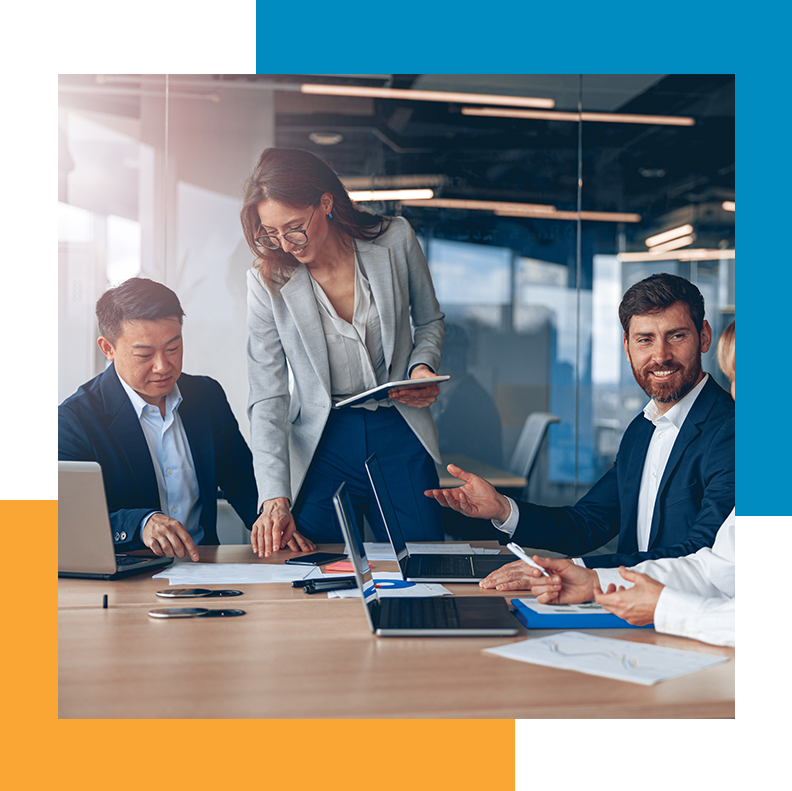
[350,189,434,201]
[301,84,555,109]
[401,198,556,213]
[399,198,641,223]
[645,224,694,247]
[618,249,735,262]
[462,106,695,127]
[343,174,447,190]
[648,235,696,254]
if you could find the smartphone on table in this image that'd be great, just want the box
[284,552,348,567]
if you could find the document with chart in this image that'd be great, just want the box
[484,631,729,685]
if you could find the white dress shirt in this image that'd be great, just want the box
[117,377,204,544]
[635,373,709,551]
[309,254,390,409]
[493,375,711,562]
[595,508,735,646]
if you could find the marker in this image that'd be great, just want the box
[506,543,551,577]
[103,594,108,609]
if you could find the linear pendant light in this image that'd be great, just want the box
[645,224,694,247]
[648,235,696,254]
[618,249,735,262]
[301,84,555,109]
[349,189,434,201]
[399,197,641,223]
[462,106,695,126]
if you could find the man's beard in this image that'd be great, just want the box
[629,355,702,404]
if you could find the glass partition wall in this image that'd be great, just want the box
[58,75,735,542]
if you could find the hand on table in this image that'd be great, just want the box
[142,513,200,561]
[424,464,511,522]
[593,567,663,625]
[251,497,316,558]
[478,558,548,592]
[388,365,439,408]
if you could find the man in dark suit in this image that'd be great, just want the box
[58,277,265,561]
[425,273,734,590]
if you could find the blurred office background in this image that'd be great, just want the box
[58,74,735,538]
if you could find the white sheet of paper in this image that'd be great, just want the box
[363,543,397,561]
[408,542,474,554]
[362,542,475,560]
[152,562,324,585]
[327,571,451,598]
[484,631,729,685]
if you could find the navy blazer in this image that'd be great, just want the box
[58,365,259,548]
[511,375,735,568]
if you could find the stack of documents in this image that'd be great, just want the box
[363,542,501,561]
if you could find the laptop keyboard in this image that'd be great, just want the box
[414,555,473,577]
[379,596,460,629]
[115,554,147,566]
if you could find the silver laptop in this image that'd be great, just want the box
[58,460,173,579]
[332,482,518,637]
[365,453,514,583]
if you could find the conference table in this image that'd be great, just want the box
[58,543,734,719]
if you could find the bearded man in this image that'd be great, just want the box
[424,273,735,588]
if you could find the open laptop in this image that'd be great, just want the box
[58,460,173,579]
[365,453,515,583]
[332,481,518,637]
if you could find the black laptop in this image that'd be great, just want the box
[332,481,518,637]
[58,461,173,580]
[365,453,514,583]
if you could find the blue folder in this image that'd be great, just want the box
[510,598,652,629]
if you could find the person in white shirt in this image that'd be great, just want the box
[522,321,735,647]
[425,274,734,585]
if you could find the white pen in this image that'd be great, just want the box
[506,542,551,577]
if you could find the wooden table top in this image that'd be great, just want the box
[58,543,734,719]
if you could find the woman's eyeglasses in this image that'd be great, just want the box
[255,203,319,250]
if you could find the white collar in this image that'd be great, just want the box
[117,372,183,419]
[643,373,709,429]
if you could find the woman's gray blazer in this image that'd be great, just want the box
[246,216,445,507]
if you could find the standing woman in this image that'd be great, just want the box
[240,148,445,557]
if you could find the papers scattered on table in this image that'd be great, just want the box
[363,542,496,560]
[152,561,324,585]
[326,571,451,599]
[484,631,729,686]
[363,543,398,561]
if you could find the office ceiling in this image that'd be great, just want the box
[58,73,735,257]
[248,73,734,255]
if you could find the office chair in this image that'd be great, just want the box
[507,412,561,497]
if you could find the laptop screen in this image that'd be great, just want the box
[364,454,410,577]
[59,460,118,574]
[333,482,379,631]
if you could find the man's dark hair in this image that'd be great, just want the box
[96,277,184,344]
[618,273,705,336]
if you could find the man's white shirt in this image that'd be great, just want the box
[117,377,204,544]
